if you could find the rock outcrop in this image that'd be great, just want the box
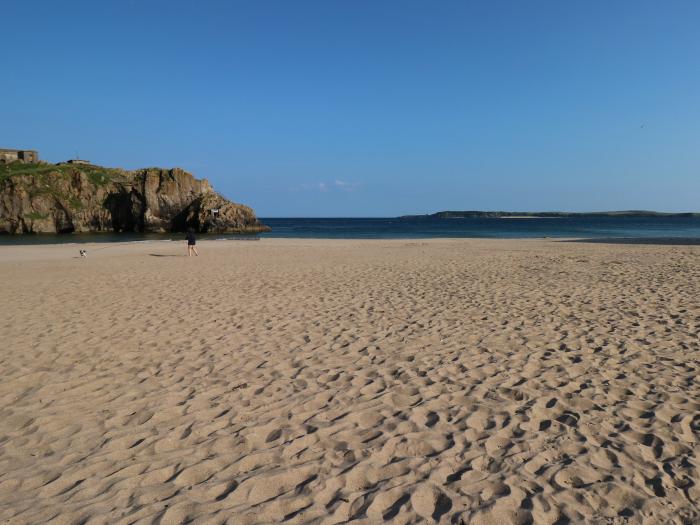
[0,163,270,235]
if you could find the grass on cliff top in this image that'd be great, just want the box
[0,162,60,180]
[0,162,128,185]
[0,162,129,211]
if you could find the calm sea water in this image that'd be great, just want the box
[262,216,700,240]
[1,216,700,245]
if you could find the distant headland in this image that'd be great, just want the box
[0,154,269,235]
[401,210,700,219]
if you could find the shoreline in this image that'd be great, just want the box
[1,234,700,249]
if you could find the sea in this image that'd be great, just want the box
[1,216,700,245]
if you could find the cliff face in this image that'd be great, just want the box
[0,163,270,235]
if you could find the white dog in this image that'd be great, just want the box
[79,249,88,258]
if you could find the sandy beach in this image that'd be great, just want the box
[1,238,698,524]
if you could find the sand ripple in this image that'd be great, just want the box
[1,239,699,523]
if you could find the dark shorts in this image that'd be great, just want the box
[188,241,196,246]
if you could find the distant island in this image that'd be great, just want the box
[401,210,700,219]
[0,160,270,235]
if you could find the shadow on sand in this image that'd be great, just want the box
[148,253,181,257]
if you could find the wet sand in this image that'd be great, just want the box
[1,238,699,524]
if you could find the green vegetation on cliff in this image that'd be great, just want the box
[0,162,269,235]
[1,163,126,210]
[1,162,124,180]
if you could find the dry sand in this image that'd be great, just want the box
[0,238,699,524]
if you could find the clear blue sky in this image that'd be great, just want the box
[2,1,698,216]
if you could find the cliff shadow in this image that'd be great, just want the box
[170,207,192,232]
[104,191,142,232]
[170,197,207,232]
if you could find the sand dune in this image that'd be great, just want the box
[0,238,698,524]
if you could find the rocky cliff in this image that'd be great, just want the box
[0,163,270,235]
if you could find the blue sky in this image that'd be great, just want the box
[2,1,699,216]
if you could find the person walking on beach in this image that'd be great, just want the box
[185,228,199,257]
